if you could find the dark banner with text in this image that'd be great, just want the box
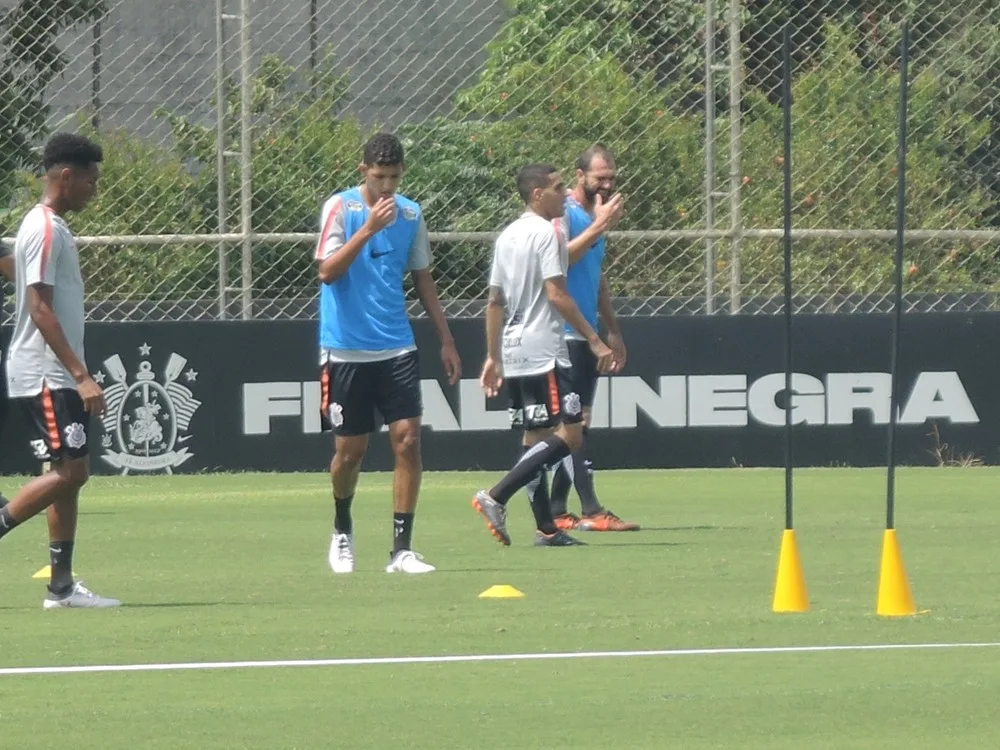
[2,313,999,475]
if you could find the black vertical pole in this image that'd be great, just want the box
[886,21,910,531]
[782,23,794,530]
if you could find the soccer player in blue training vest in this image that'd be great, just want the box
[550,144,640,532]
[315,133,461,574]
[473,163,616,547]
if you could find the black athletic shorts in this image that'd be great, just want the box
[566,339,600,408]
[319,350,423,436]
[15,386,90,462]
[507,365,584,430]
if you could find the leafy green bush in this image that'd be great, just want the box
[735,24,993,300]
[4,10,998,312]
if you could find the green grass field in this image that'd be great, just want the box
[1,468,999,748]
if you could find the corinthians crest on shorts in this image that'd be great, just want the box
[97,343,202,474]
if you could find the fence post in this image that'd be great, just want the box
[239,0,254,320]
[704,0,717,315]
[216,0,230,320]
[728,0,744,314]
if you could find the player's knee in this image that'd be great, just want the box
[54,458,89,489]
[581,407,593,429]
[391,425,421,459]
[333,437,368,470]
[558,423,585,453]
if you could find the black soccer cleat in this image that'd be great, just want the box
[533,530,587,547]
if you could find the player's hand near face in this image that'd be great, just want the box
[593,193,624,232]
[364,197,396,233]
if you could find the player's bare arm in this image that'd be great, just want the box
[480,284,505,397]
[317,197,395,283]
[544,276,614,373]
[597,272,626,372]
[27,284,105,415]
[412,268,462,385]
[566,193,624,265]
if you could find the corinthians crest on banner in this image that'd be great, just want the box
[97,343,201,474]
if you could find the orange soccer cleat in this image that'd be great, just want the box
[578,510,640,532]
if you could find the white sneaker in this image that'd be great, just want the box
[329,532,355,574]
[43,581,121,610]
[385,550,436,574]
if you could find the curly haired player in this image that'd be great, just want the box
[0,133,120,608]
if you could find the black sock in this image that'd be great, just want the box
[0,492,8,509]
[573,443,603,516]
[0,506,19,540]
[489,436,571,506]
[393,512,414,555]
[518,444,542,509]
[525,468,557,534]
[334,495,354,535]
[48,540,74,595]
[549,457,572,517]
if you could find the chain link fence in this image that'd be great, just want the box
[2,0,1000,322]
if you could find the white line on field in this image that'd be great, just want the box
[2,641,998,677]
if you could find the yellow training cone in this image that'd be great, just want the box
[479,584,525,599]
[772,529,809,613]
[877,529,916,617]
[32,565,78,580]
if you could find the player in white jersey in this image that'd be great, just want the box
[472,164,615,547]
[0,133,120,609]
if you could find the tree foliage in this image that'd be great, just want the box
[3,3,999,307]
[0,0,104,210]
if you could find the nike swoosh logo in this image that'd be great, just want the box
[371,249,393,258]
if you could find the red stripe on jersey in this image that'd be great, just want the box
[315,197,343,260]
[551,218,569,254]
[40,206,54,279]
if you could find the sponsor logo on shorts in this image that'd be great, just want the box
[510,403,550,428]
[329,402,344,428]
[30,439,49,459]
